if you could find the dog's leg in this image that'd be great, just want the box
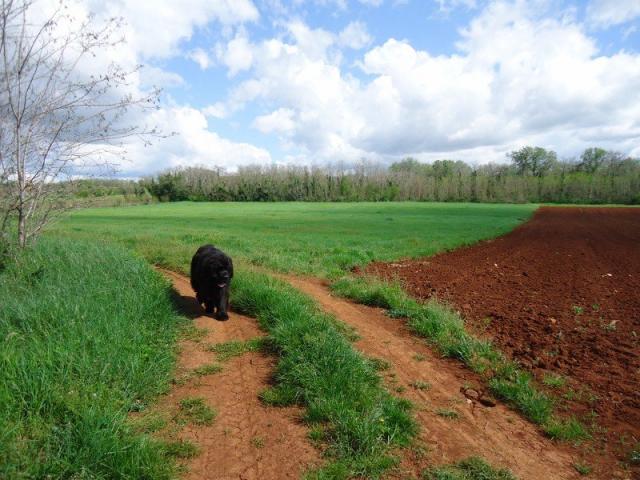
[215,287,229,320]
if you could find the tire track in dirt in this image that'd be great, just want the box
[159,269,320,480]
[284,275,579,480]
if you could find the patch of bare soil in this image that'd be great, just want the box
[366,207,640,478]
[158,269,319,480]
[284,275,582,480]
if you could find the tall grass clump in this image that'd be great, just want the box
[331,276,588,440]
[0,238,184,479]
[230,269,417,478]
[422,456,517,480]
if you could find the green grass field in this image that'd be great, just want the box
[51,202,536,276]
[0,238,184,479]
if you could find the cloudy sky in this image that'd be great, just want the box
[76,0,640,176]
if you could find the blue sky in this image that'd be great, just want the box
[79,0,640,176]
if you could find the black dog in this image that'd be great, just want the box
[190,245,233,320]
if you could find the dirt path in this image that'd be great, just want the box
[366,207,640,475]
[159,269,319,480]
[285,275,581,480]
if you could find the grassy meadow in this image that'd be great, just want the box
[0,238,185,479]
[50,201,536,276]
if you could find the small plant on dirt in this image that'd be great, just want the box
[488,366,553,425]
[308,424,326,444]
[480,316,493,330]
[603,320,617,332]
[573,462,592,476]
[259,385,299,406]
[129,411,169,434]
[396,385,407,393]
[251,436,265,448]
[629,445,640,464]
[173,371,194,386]
[422,456,516,480]
[181,325,208,342]
[542,373,566,388]
[411,380,432,391]
[544,417,590,442]
[562,387,598,405]
[563,388,578,401]
[193,363,223,376]
[436,408,460,420]
[207,337,266,361]
[591,304,600,312]
[413,353,426,362]
[163,439,200,459]
[572,305,584,315]
[584,410,599,424]
[178,397,216,426]
[368,357,392,371]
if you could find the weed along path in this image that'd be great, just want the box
[158,269,319,479]
[284,275,579,480]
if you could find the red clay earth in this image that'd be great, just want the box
[366,207,640,474]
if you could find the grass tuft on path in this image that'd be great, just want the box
[331,276,590,441]
[422,456,517,480]
[0,238,185,479]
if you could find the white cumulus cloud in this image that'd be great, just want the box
[338,21,372,49]
[87,0,259,59]
[586,0,640,28]
[216,35,255,76]
[117,107,272,176]
[211,1,640,164]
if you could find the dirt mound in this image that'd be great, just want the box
[366,207,640,473]
[285,276,580,480]
[158,270,319,479]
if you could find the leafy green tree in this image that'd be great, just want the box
[389,157,425,174]
[508,146,558,177]
[579,147,608,173]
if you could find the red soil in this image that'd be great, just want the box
[366,207,640,474]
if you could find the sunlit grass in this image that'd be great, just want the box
[51,201,536,277]
[0,238,185,479]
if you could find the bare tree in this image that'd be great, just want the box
[0,0,160,249]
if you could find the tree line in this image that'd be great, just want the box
[139,147,640,204]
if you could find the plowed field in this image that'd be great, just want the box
[367,207,640,470]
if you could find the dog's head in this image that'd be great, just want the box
[208,263,230,288]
